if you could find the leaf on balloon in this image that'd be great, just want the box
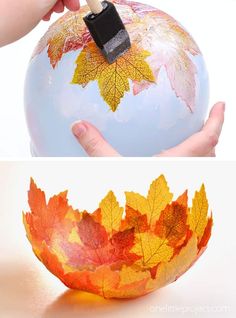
[71,42,155,111]
[32,7,92,68]
[126,9,200,111]
[165,50,197,112]
[23,176,213,299]
[114,0,160,18]
[125,174,173,228]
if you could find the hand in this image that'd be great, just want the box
[0,0,80,46]
[71,102,225,157]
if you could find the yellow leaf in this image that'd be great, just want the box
[125,192,149,214]
[125,175,173,227]
[131,232,173,268]
[119,265,150,286]
[99,191,124,234]
[71,42,155,111]
[188,184,209,239]
[147,234,198,291]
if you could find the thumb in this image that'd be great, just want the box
[71,121,121,157]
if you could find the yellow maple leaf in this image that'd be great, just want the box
[188,184,209,239]
[131,232,173,268]
[119,265,150,286]
[147,234,198,291]
[99,191,124,234]
[125,175,173,228]
[71,42,155,111]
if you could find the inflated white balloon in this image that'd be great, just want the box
[24,0,209,156]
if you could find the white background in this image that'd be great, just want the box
[0,0,236,157]
[0,159,235,317]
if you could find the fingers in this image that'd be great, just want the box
[72,102,225,157]
[53,0,64,13]
[63,0,80,11]
[72,121,121,157]
[158,102,225,157]
[43,9,53,21]
[43,0,80,21]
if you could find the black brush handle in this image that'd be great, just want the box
[84,1,126,49]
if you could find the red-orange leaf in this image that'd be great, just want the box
[122,206,149,232]
[77,212,108,249]
[155,192,189,248]
[24,178,71,244]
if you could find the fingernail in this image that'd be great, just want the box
[72,121,87,138]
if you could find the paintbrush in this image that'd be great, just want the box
[83,0,131,64]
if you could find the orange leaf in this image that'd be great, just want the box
[122,206,149,232]
[24,178,71,244]
[198,214,213,252]
[33,7,92,68]
[77,212,109,249]
[155,192,189,248]
[87,266,120,299]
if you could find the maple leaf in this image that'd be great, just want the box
[23,178,73,245]
[77,212,109,248]
[32,7,92,68]
[98,191,124,234]
[131,232,173,268]
[188,184,209,239]
[147,234,198,291]
[61,212,138,271]
[71,42,155,111]
[126,9,200,111]
[107,265,151,298]
[155,191,189,248]
[87,266,120,299]
[125,174,173,228]
[122,206,149,232]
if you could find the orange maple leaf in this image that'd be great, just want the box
[32,7,92,68]
[154,191,189,249]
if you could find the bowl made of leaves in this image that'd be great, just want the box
[23,175,212,299]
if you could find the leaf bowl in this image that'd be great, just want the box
[23,175,212,299]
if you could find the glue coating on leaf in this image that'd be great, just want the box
[23,175,213,299]
[32,0,201,112]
